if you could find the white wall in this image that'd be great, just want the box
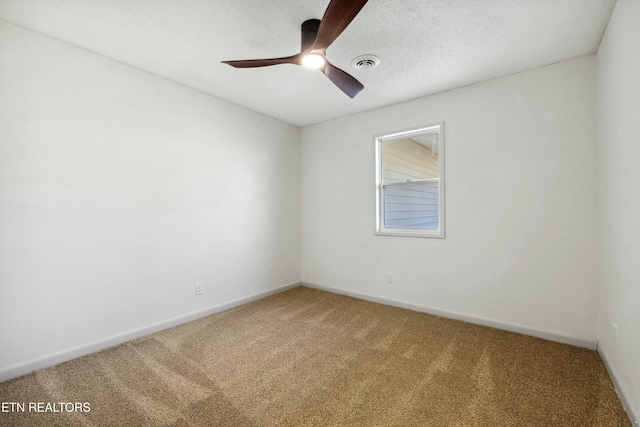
[302,56,598,346]
[596,0,640,421]
[0,22,301,376]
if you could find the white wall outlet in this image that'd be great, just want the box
[609,321,618,346]
[386,272,393,283]
[195,282,202,296]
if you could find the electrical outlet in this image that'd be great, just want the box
[610,321,618,346]
[195,282,202,296]
[386,272,393,283]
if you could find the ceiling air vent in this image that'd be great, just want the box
[351,55,380,71]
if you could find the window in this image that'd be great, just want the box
[375,123,444,238]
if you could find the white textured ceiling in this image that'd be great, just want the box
[0,0,616,127]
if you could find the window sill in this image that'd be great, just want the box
[375,228,445,239]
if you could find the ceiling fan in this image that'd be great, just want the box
[222,0,369,98]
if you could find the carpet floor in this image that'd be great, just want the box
[0,286,630,426]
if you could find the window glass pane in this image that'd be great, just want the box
[383,181,439,230]
[383,135,439,184]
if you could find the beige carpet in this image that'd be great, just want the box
[0,286,630,426]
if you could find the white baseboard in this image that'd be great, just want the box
[303,282,598,350]
[598,345,639,425]
[0,281,300,383]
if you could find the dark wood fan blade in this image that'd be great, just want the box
[322,62,364,98]
[222,54,302,68]
[314,0,369,50]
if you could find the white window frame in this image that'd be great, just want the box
[375,122,445,238]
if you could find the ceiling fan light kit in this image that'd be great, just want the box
[302,53,326,69]
[222,0,369,98]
